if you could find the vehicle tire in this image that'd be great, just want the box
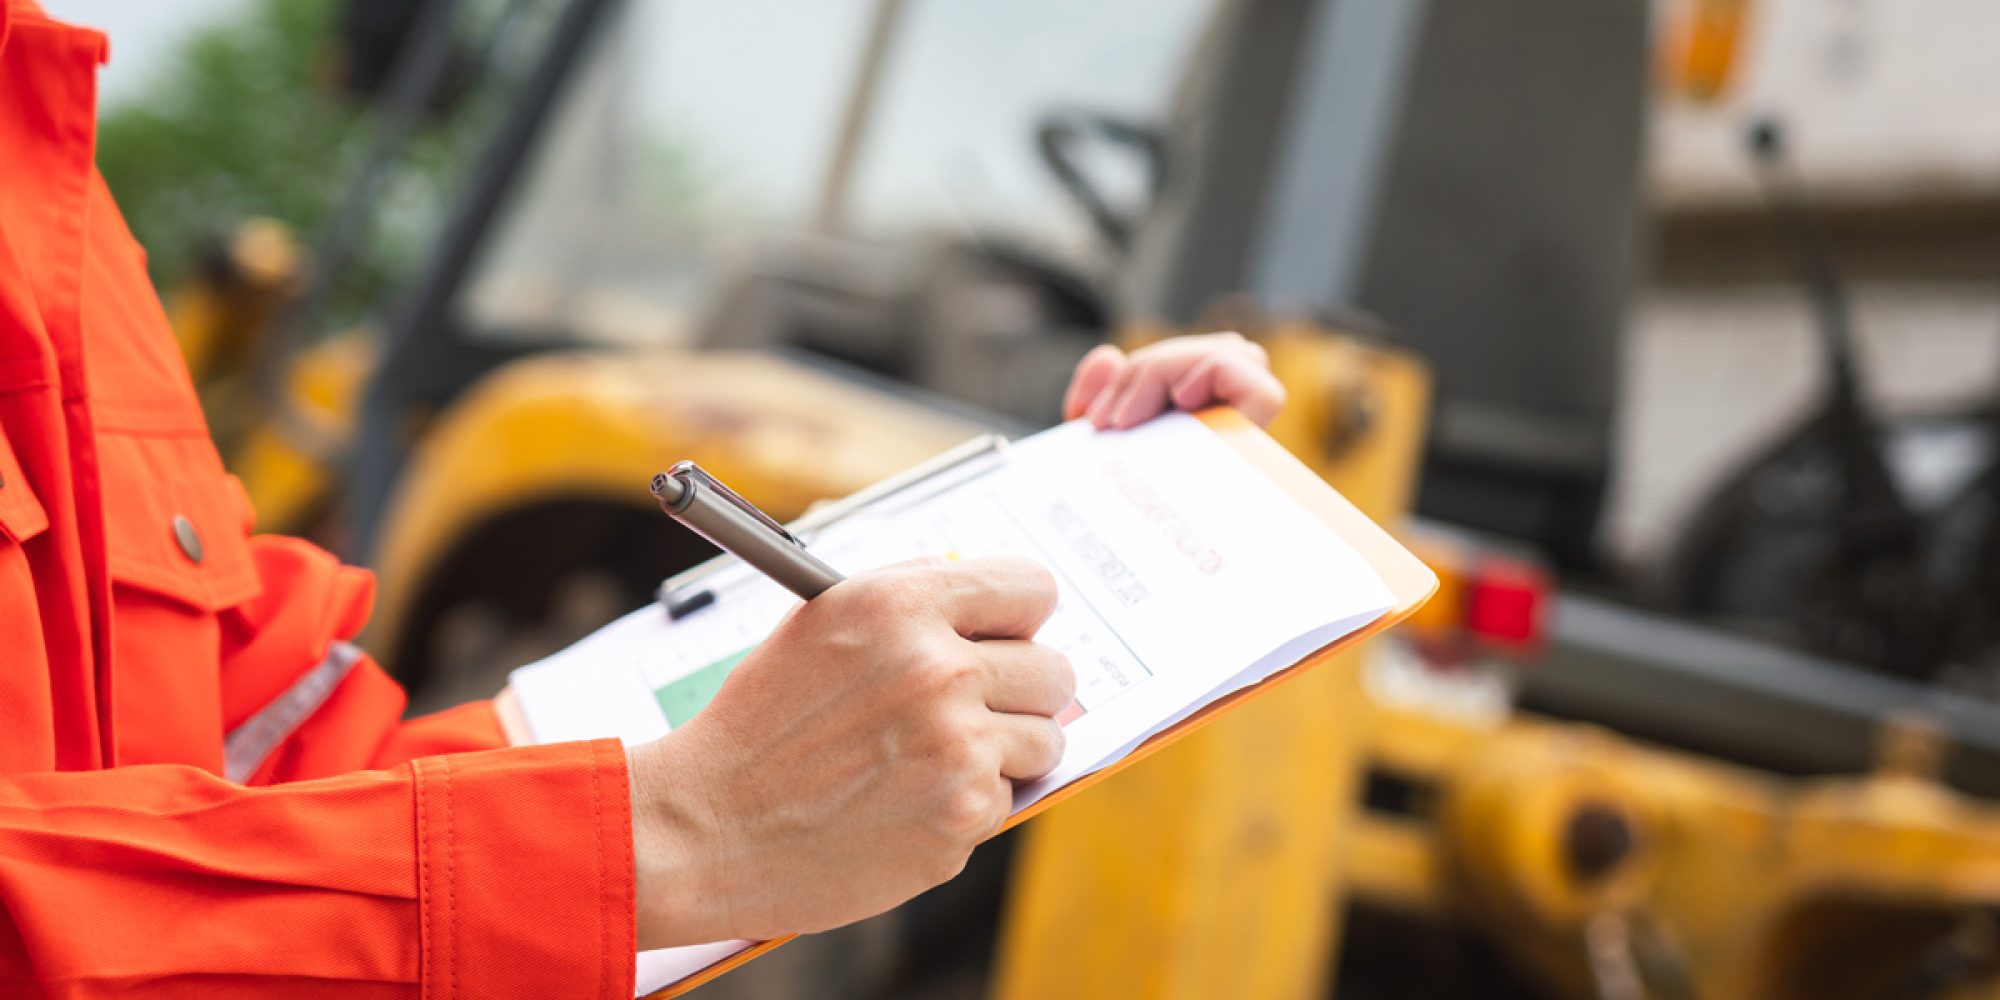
[389,497,713,713]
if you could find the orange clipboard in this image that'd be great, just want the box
[632,407,1437,998]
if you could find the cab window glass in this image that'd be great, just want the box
[461,0,1213,345]
[463,1,876,344]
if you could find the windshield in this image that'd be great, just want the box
[460,0,1215,347]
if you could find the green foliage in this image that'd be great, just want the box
[95,0,715,335]
[95,0,362,290]
[95,0,487,325]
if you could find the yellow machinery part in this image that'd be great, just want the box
[1348,704,2000,999]
[994,325,1432,999]
[365,348,986,671]
[229,331,372,534]
[157,215,347,538]
[166,217,302,386]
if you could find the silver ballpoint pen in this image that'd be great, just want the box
[649,462,846,601]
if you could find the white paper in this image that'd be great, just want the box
[507,413,1395,996]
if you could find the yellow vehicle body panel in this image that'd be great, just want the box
[366,349,988,671]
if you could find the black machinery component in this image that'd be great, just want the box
[1664,119,2000,689]
[1034,108,1167,254]
[344,0,622,561]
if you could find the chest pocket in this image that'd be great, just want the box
[98,428,261,768]
[96,430,259,610]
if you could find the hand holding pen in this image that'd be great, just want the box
[629,462,1074,949]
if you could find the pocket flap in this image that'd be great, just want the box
[97,430,260,611]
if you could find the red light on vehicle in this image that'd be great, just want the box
[1464,561,1548,651]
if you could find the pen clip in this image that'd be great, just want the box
[669,461,806,547]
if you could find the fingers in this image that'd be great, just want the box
[922,556,1060,640]
[992,712,1066,782]
[1078,332,1280,430]
[1169,353,1287,427]
[1083,357,1140,428]
[1092,357,1176,430]
[976,640,1076,716]
[1063,344,1127,421]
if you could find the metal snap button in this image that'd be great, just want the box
[172,514,204,564]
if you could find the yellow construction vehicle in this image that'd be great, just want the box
[159,0,2000,996]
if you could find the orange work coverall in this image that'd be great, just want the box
[0,4,636,996]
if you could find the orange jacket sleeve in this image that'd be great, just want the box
[0,534,639,998]
[0,741,636,999]
[219,534,515,782]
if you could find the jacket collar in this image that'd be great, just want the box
[3,3,109,63]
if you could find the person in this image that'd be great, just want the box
[0,3,1287,997]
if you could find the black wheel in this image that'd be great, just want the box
[390,498,715,713]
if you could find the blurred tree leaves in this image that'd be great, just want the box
[95,0,480,316]
[97,0,358,289]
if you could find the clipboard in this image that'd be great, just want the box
[608,408,1440,1000]
[623,407,1437,998]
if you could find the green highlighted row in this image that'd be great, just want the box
[654,647,755,726]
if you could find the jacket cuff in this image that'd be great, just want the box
[412,740,635,999]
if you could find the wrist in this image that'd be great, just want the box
[628,734,730,949]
